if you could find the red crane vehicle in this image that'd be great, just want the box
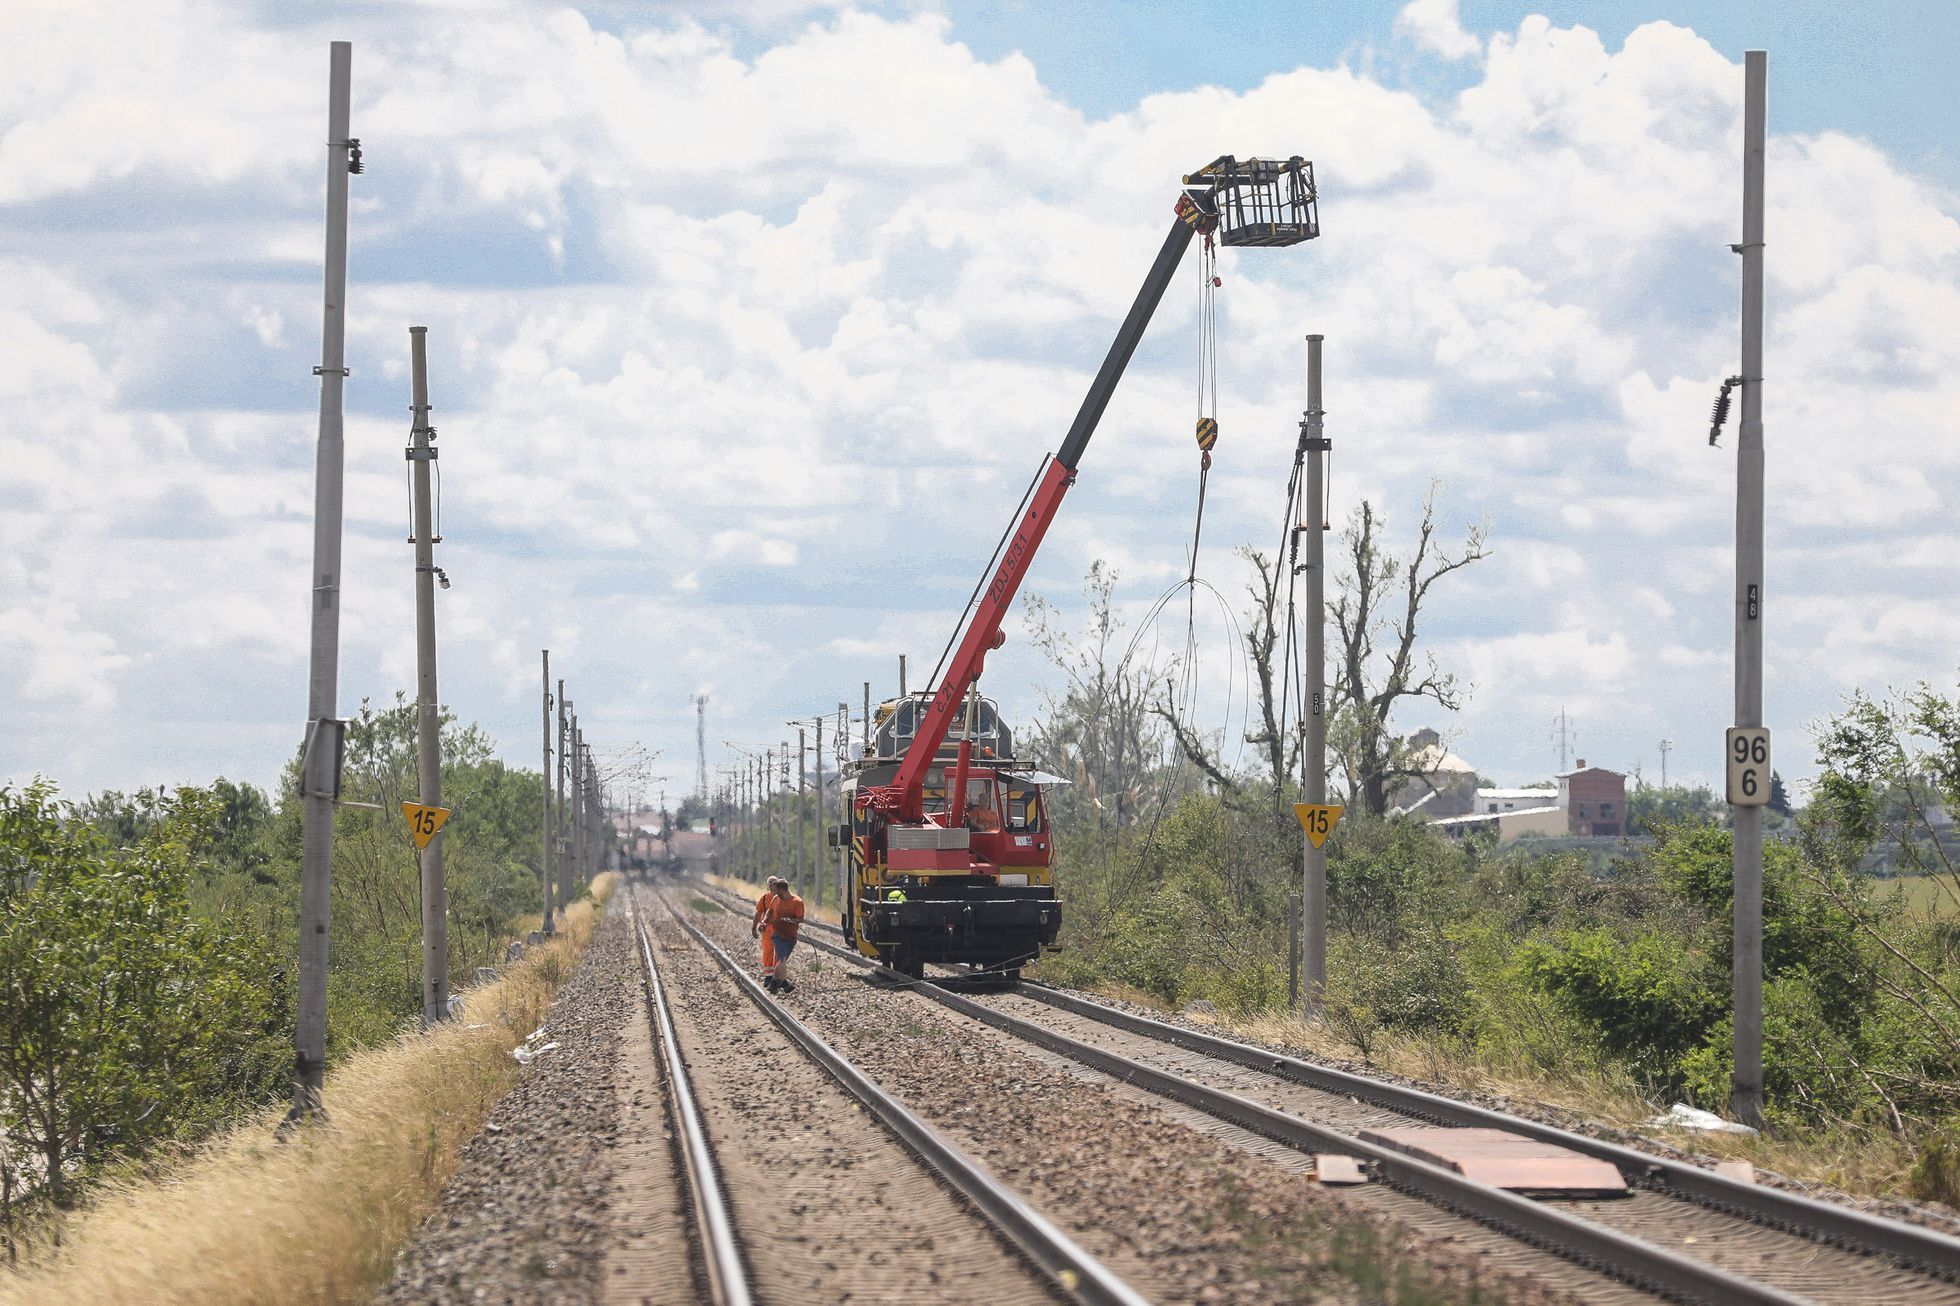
[834,156,1320,980]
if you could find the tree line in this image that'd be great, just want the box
[1018,495,1960,1202]
[0,697,573,1253]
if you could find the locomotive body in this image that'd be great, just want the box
[834,693,1061,978]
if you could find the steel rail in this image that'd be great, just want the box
[630,894,755,1306]
[1008,979,1960,1280]
[746,907,1811,1306]
[687,874,1960,1280]
[647,885,1155,1306]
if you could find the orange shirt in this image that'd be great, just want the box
[759,889,805,941]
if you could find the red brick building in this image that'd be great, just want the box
[1557,761,1626,836]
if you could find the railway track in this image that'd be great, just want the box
[630,883,754,1305]
[686,874,1960,1304]
[626,881,1151,1306]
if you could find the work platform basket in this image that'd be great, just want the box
[1186,155,1319,248]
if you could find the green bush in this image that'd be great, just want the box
[0,783,282,1209]
[1515,927,1720,1084]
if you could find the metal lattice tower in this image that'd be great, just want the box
[695,695,709,800]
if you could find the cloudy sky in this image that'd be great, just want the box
[2,0,1956,804]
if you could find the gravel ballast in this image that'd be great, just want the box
[639,885,1062,1306]
[675,885,1597,1305]
[376,907,649,1305]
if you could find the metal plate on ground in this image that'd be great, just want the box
[1314,1154,1368,1185]
[1359,1127,1628,1198]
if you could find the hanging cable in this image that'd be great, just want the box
[1175,229,1223,727]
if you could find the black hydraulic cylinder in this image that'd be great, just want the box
[1055,216,1199,472]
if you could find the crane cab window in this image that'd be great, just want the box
[961,775,1002,831]
[1007,788,1042,833]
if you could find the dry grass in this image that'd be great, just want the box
[706,870,842,925]
[1118,990,1934,1206]
[0,873,619,1306]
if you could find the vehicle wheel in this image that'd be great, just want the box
[1002,967,1022,985]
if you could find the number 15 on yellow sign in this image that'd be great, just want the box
[401,801,452,850]
[1293,803,1344,849]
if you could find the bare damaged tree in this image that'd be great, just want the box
[1240,547,1299,821]
[1330,491,1488,816]
[1024,563,1168,832]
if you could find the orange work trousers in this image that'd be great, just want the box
[760,930,779,979]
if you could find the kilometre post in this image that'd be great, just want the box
[408,325,448,1026]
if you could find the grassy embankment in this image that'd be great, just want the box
[721,853,1953,1206]
[0,874,618,1306]
[705,870,844,926]
[1078,981,1934,1206]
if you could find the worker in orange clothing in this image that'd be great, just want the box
[751,876,807,993]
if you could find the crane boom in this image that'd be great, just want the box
[881,216,1200,822]
[862,157,1318,827]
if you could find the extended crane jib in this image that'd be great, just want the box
[865,153,1319,827]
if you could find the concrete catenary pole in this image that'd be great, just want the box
[556,684,569,908]
[589,744,602,875]
[764,746,776,878]
[1732,49,1768,1131]
[1300,334,1330,1018]
[838,702,851,907]
[541,652,555,935]
[812,713,825,907]
[408,326,448,1027]
[797,725,809,900]
[577,736,588,882]
[572,718,585,887]
[291,40,356,1122]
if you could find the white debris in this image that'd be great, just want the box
[511,1025,558,1065]
[1649,1103,1758,1134]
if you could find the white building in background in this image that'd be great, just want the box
[1429,803,1568,842]
[1476,786,1559,814]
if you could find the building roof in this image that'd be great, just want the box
[1431,805,1563,828]
[1556,765,1624,779]
[1409,742,1476,776]
[1477,787,1558,800]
